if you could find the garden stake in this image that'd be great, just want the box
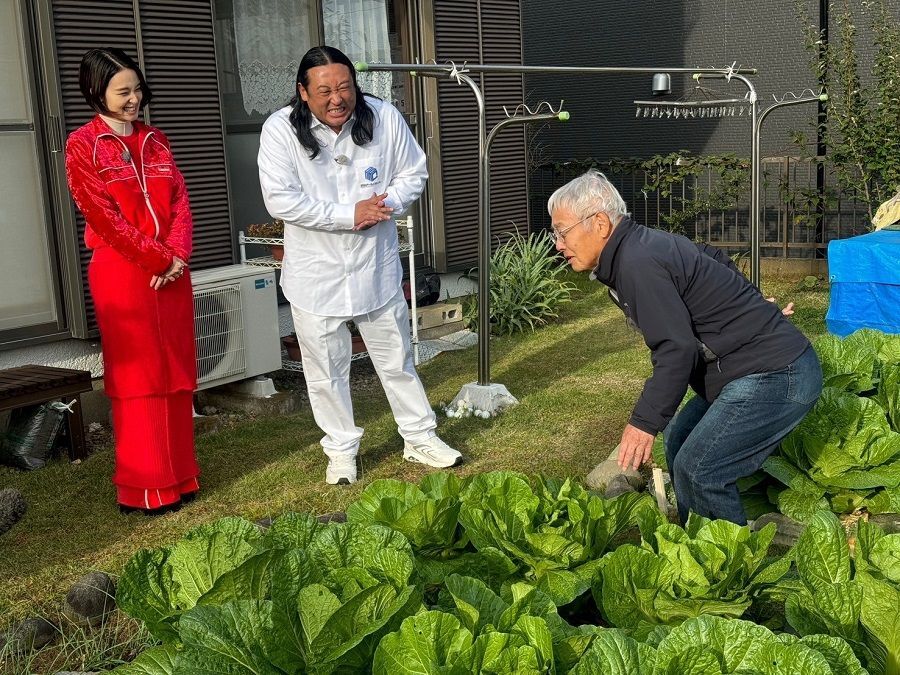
[652,467,668,513]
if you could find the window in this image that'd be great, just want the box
[213,0,319,231]
[0,0,62,342]
[323,0,411,113]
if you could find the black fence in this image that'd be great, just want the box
[529,157,871,258]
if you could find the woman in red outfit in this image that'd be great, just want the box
[64,48,200,515]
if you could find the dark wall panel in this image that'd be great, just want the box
[52,0,138,332]
[52,0,232,332]
[434,0,528,269]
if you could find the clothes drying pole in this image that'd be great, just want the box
[636,76,824,285]
[356,61,757,412]
[752,88,828,275]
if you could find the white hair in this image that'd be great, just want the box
[547,169,629,225]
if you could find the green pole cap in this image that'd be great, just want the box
[354,61,369,72]
[558,111,570,121]
[819,93,828,101]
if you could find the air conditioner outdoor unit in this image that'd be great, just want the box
[191,264,281,390]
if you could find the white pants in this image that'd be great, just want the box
[291,290,437,459]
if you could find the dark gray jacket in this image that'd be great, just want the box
[594,216,810,435]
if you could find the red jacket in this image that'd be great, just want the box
[65,115,193,274]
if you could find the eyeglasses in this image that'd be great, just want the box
[550,212,598,243]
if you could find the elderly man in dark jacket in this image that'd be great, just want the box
[548,169,822,525]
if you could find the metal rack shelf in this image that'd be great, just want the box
[241,235,284,246]
[280,349,371,372]
[239,218,420,372]
[243,255,279,268]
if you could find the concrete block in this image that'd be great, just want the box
[195,387,302,417]
[416,302,463,330]
[450,382,519,414]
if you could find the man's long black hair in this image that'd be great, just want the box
[289,46,375,160]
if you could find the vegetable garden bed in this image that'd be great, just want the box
[109,470,899,674]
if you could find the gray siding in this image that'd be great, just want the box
[521,0,888,163]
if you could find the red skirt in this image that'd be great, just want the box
[89,247,199,507]
[89,247,196,397]
[110,392,199,508]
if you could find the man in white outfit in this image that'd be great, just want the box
[258,45,462,485]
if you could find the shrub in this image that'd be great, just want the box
[464,231,576,335]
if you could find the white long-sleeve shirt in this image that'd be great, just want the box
[258,96,427,316]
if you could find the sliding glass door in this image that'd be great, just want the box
[0,0,63,342]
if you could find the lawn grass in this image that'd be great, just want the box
[0,271,830,628]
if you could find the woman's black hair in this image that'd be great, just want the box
[78,47,153,114]
[289,46,375,159]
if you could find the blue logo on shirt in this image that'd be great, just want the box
[364,166,378,182]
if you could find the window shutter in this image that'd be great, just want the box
[51,0,139,333]
[480,0,528,249]
[52,0,232,333]
[433,0,527,269]
[138,0,232,271]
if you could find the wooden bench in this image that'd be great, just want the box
[0,365,93,461]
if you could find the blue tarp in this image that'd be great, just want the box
[826,229,900,336]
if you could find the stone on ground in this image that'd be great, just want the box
[3,617,57,653]
[585,459,645,493]
[751,512,804,547]
[64,572,116,625]
[603,474,638,499]
[0,487,26,536]
[870,513,900,533]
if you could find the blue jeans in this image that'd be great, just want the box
[663,345,822,525]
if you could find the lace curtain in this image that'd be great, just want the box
[232,0,311,115]
[322,0,393,102]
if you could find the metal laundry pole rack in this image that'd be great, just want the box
[634,75,824,285]
[635,69,761,283]
[356,60,757,411]
[752,89,828,270]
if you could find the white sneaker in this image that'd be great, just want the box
[326,455,358,485]
[403,436,463,469]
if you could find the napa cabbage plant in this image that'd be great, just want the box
[760,329,900,519]
[345,472,517,588]
[784,510,900,675]
[373,574,598,675]
[591,510,791,636]
[763,387,900,519]
[115,515,422,674]
[456,471,652,606]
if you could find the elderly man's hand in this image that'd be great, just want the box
[354,192,393,231]
[766,297,795,317]
[617,423,655,471]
